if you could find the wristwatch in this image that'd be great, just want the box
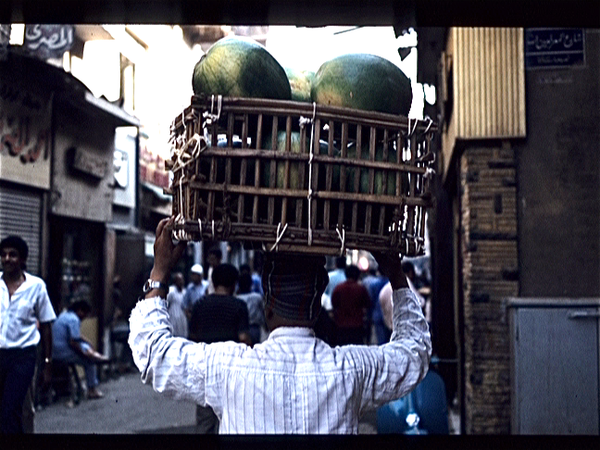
[143,279,168,294]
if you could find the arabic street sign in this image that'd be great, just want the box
[525,28,585,69]
[24,25,74,60]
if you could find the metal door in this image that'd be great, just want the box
[0,183,43,275]
[510,300,600,434]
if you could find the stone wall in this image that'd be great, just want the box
[459,143,519,434]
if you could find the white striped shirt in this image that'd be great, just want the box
[128,288,431,434]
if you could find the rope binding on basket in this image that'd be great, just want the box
[202,94,222,127]
[300,102,317,246]
[268,222,289,252]
[335,225,346,256]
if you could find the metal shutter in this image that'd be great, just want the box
[0,184,42,275]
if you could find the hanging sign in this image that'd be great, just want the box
[525,28,585,69]
[0,80,52,189]
[24,24,74,60]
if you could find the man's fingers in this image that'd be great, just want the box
[173,240,187,259]
[156,217,170,237]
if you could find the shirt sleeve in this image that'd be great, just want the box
[35,282,56,323]
[68,315,81,341]
[128,297,210,405]
[354,287,431,412]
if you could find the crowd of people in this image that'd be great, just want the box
[161,248,431,354]
[0,226,431,435]
[128,217,431,434]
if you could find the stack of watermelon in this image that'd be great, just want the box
[191,35,412,198]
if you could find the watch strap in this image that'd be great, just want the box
[143,279,169,293]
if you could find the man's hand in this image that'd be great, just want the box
[149,217,187,286]
[371,251,408,290]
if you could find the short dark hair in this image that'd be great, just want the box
[211,263,239,289]
[238,273,253,293]
[69,300,92,315]
[335,256,346,269]
[344,265,360,281]
[208,247,222,259]
[239,264,251,276]
[0,235,29,261]
[401,261,415,275]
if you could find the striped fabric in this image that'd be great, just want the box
[128,288,431,434]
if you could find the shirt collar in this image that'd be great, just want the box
[267,326,315,340]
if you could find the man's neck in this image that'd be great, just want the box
[2,269,24,283]
[214,286,233,296]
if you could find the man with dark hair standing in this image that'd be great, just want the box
[0,235,56,434]
[52,300,108,400]
[205,246,223,295]
[129,218,430,434]
[188,262,251,433]
[331,265,372,345]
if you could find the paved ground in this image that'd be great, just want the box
[33,372,378,434]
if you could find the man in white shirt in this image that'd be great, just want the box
[129,217,431,434]
[0,235,56,434]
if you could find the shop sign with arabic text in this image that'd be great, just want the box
[24,25,74,60]
[0,80,52,189]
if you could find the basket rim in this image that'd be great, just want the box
[170,95,438,134]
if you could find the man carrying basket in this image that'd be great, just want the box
[128,217,431,434]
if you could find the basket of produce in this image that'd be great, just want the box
[165,35,437,257]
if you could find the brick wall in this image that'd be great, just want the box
[459,143,519,434]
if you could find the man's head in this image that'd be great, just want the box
[173,272,185,289]
[190,264,204,285]
[211,263,239,295]
[69,299,92,321]
[239,263,251,277]
[237,273,253,295]
[335,256,347,270]
[207,247,222,268]
[262,252,329,329]
[0,235,28,273]
[344,265,361,281]
[401,261,416,281]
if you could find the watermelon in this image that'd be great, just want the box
[344,142,400,195]
[285,68,315,103]
[261,131,334,189]
[192,36,291,100]
[311,53,413,116]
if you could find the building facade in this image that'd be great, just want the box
[417,27,599,434]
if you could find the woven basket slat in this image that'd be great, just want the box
[167,95,437,256]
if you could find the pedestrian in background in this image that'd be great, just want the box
[188,263,251,433]
[0,235,56,434]
[361,265,389,345]
[129,217,430,434]
[182,264,207,320]
[52,300,108,400]
[205,247,223,295]
[166,272,188,338]
[321,255,347,313]
[331,264,372,345]
[236,272,266,345]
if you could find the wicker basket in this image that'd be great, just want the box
[165,95,437,256]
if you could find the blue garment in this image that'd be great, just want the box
[362,274,389,345]
[324,268,346,298]
[183,281,207,312]
[0,345,37,433]
[251,273,263,296]
[52,310,80,361]
[52,310,99,389]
